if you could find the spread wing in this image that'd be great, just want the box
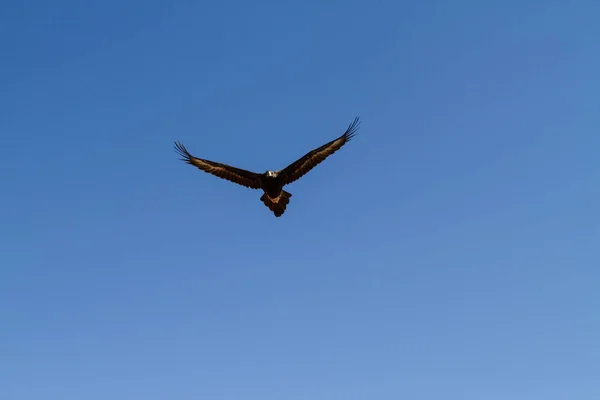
[174,141,262,189]
[281,116,360,185]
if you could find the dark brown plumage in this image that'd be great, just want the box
[174,116,360,217]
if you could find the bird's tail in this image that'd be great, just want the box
[260,190,292,217]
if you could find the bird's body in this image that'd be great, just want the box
[258,170,284,198]
[174,117,360,217]
[257,170,290,217]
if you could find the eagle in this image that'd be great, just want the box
[174,116,360,217]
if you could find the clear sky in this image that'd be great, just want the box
[1,1,599,399]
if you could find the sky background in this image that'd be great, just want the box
[1,0,599,399]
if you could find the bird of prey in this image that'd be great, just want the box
[174,116,360,217]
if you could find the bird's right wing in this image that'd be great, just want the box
[174,141,262,189]
[281,117,360,185]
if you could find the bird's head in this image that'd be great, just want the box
[265,170,278,178]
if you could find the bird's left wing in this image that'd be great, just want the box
[174,141,262,189]
[281,116,360,185]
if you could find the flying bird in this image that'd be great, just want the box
[174,116,360,217]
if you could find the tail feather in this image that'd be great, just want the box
[260,190,292,217]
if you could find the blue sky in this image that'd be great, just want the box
[1,0,599,399]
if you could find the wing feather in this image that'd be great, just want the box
[174,141,261,189]
[281,117,360,185]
